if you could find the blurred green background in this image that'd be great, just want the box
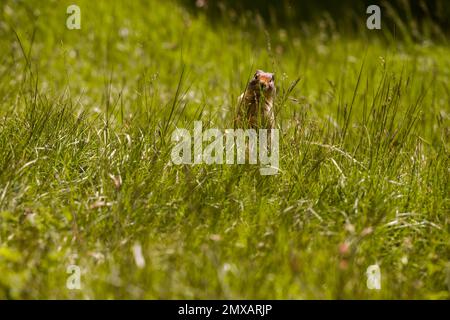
[0,0,448,299]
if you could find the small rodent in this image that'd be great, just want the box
[235,70,275,129]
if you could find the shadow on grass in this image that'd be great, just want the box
[178,0,449,42]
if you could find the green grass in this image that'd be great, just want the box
[0,0,449,299]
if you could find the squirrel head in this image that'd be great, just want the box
[249,70,275,95]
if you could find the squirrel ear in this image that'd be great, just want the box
[271,73,275,81]
[255,69,263,75]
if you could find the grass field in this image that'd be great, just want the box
[0,0,449,299]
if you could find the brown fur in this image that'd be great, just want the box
[235,70,275,129]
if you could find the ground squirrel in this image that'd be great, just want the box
[235,70,276,130]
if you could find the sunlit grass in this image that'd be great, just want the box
[0,0,448,299]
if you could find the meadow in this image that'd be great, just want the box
[0,0,448,299]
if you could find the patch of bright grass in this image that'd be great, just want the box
[0,0,448,299]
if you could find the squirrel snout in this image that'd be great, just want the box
[249,70,275,92]
[258,74,274,91]
[259,79,273,91]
